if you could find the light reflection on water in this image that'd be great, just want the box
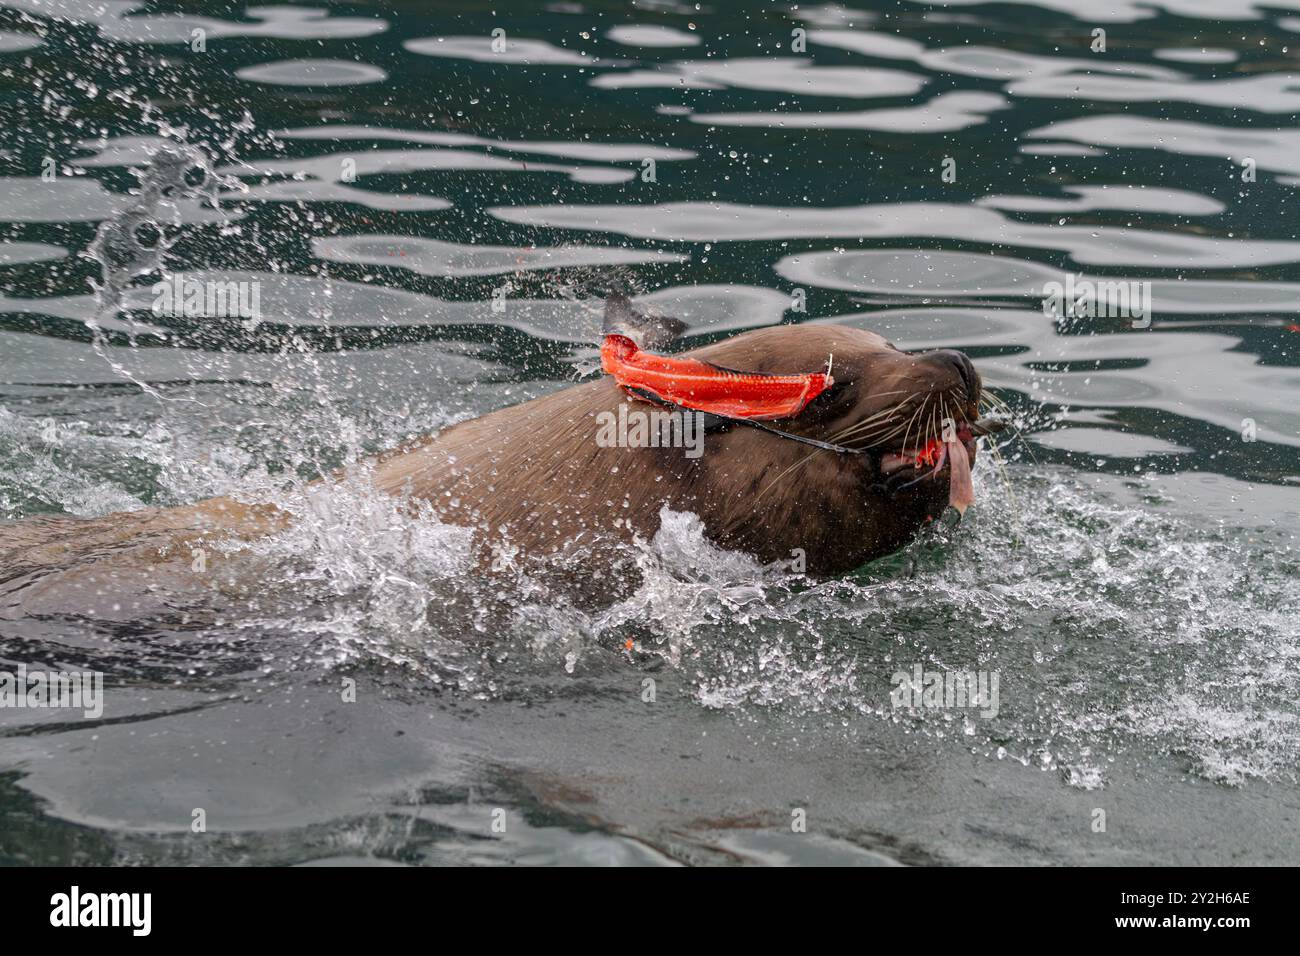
[0,0,1297,865]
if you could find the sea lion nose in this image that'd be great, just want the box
[930,349,980,404]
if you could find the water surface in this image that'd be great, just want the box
[1,0,1298,865]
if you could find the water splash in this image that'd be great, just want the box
[83,141,232,321]
[177,455,1298,789]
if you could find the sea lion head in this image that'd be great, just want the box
[680,324,990,573]
[697,324,982,461]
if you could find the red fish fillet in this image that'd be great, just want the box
[600,334,832,420]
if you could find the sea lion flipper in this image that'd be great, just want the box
[603,291,688,350]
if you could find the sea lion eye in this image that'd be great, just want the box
[807,377,853,414]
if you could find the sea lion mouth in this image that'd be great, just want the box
[876,417,1003,514]
[878,416,1004,473]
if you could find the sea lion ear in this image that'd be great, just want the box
[602,291,688,350]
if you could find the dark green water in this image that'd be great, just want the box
[0,0,1298,865]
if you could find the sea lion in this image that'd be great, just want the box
[367,306,989,583]
[0,296,996,618]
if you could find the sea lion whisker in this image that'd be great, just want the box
[847,388,914,403]
[982,397,1009,418]
[841,427,905,452]
[908,401,930,450]
[831,395,914,432]
[867,422,911,445]
[980,389,1011,416]
[830,407,907,444]
[825,404,910,445]
[985,439,1025,542]
[830,408,898,439]
[978,391,1039,468]
[845,412,914,447]
[872,413,915,454]
[859,429,908,451]
[829,427,901,457]
[754,448,826,502]
[899,403,925,456]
